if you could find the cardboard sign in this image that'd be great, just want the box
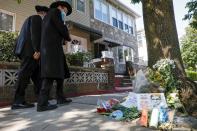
[120,92,138,108]
[121,93,167,110]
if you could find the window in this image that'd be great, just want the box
[65,0,72,7]
[118,21,123,30]
[95,0,102,20]
[77,0,85,13]
[101,3,108,23]
[123,14,129,33]
[118,47,124,63]
[124,24,129,33]
[111,7,118,27]
[128,17,134,35]
[94,0,109,23]
[129,26,133,34]
[0,9,15,31]
[117,11,123,30]
[112,17,118,27]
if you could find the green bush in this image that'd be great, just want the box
[0,31,19,62]
[186,70,197,81]
[65,51,93,66]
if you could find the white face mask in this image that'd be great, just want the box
[61,11,66,22]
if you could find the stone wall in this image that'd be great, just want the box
[89,0,138,58]
[0,62,115,106]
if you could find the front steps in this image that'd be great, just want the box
[114,75,134,91]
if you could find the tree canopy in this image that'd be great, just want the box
[183,0,197,29]
[181,27,197,70]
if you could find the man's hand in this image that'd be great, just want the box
[33,52,40,60]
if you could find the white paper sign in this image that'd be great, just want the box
[120,92,137,108]
[121,93,167,110]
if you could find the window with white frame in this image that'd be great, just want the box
[95,0,102,20]
[129,48,134,62]
[117,11,123,30]
[101,2,108,23]
[77,0,85,13]
[123,14,129,33]
[0,9,15,31]
[111,7,118,27]
[123,46,134,62]
[128,17,134,35]
[118,47,124,63]
[65,0,72,7]
[94,0,109,23]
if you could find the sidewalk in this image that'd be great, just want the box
[0,93,196,131]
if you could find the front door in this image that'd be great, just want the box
[112,46,134,74]
[112,46,125,74]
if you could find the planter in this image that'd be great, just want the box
[69,59,83,66]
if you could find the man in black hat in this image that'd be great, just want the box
[12,5,49,110]
[37,1,72,112]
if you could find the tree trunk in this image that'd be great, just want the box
[141,0,197,116]
[142,0,185,77]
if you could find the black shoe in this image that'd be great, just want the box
[11,102,35,110]
[57,98,72,106]
[37,104,58,112]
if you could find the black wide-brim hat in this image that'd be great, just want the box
[50,1,72,16]
[35,5,49,12]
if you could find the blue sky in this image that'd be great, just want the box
[122,0,190,39]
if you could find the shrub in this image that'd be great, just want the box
[65,51,93,66]
[0,31,19,62]
[186,70,197,81]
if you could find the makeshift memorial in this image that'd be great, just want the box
[120,92,137,108]
[112,104,140,121]
[159,106,168,123]
[137,93,168,110]
[149,108,159,128]
[133,70,149,93]
[97,99,111,113]
[108,98,120,107]
[139,109,148,127]
[110,110,123,120]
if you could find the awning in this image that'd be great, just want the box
[93,37,122,47]
[66,21,102,41]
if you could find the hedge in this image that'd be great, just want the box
[0,31,19,62]
[186,70,197,81]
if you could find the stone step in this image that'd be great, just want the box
[115,86,133,91]
[122,83,132,85]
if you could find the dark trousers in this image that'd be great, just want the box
[13,57,41,104]
[37,78,64,107]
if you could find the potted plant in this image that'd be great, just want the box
[65,51,93,66]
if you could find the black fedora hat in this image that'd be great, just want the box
[35,5,49,12]
[50,1,72,16]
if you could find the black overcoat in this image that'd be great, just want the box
[14,15,42,58]
[40,8,71,79]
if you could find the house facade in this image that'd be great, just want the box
[0,0,140,75]
[89,0,140,74]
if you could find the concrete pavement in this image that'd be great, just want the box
[0,93,196,131]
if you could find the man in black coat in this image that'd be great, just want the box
[37,1,72,112]
[12,5,49,110]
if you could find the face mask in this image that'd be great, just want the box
[41,15,45,20]
[61,11,66,22]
